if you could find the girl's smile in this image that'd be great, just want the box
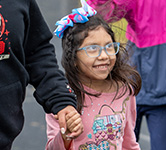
[93,63,110,69]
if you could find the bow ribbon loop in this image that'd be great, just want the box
[54,0,97,38]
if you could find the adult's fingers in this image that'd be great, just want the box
[57,109,67,134]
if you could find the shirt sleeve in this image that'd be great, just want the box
[87,0,133,22]
[45,114,74,150]
[24,0,77,114]
[122,95,141,150]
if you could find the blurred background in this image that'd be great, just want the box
[12,0,150,150]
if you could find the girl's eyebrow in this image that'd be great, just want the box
[83,41,113,46]
[86,42,99,46]
[80,42,98,48]
[105,41,113,45]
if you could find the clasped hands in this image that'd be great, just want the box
[55,105,83,141]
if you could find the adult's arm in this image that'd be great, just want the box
[87,0,133,23]
[24,0,77,114]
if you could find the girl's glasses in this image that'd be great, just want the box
[77,42,120,58]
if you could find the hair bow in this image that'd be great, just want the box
[54,0,97,38]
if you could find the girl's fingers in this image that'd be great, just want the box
[67,123,84,139]
[71,122,82,132]
[66,112,81,127]
[67,116,82,131]
[66,111,80,121]
[65,111,83,138]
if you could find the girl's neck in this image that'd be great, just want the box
[82,79,117,93]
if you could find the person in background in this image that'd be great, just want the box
[45,0,141,149]
[0,0,83,149]
[87,0,166,150]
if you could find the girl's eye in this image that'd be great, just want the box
[89,45,98,51]
[106,43,113,49]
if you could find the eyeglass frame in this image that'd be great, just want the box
[77,42,120,58]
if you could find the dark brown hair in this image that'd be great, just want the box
[61,14,141,113]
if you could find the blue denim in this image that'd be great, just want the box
[134,105,166,150]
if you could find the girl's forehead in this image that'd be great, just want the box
[81,26,113,46]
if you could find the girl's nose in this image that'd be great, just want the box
[98,49,109,59]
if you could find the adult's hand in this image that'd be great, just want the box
[55,105,83,138]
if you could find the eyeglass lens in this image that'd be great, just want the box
[86,43,119,57]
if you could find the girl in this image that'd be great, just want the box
[45,0,141,149]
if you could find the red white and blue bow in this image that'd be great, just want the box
[54,0,97,38]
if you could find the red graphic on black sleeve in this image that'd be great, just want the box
[0,5,10,60]
[0,41,5,54]
[0,14,5,37]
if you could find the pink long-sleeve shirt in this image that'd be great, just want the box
[87,0,166,48]
[45,86,140,150]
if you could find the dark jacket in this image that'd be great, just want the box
[0,0,76,149]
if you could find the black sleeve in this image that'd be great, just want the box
[24,0,76,114]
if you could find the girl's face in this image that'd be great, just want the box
[76,26,116,84]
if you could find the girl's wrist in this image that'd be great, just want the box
[61,132,73,149]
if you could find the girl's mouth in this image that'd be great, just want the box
[94,64,109,70]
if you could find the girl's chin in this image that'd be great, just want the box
[91,75,109,81]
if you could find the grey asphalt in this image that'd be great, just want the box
[12,0,150,150]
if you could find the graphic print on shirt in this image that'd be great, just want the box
[0,5,10,60]
[79,97,129,150]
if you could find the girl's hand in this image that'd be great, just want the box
[65,111,83,139]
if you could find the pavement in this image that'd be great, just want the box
[12,0,150,150]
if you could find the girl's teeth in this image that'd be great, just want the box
[96,65,107,68]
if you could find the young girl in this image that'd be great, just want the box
[45,0,141,149]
